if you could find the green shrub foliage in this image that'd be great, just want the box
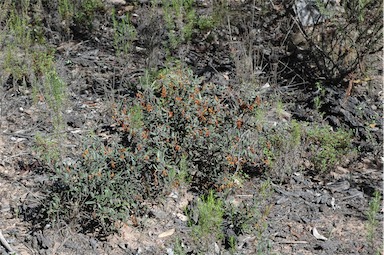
[114,65,263,191]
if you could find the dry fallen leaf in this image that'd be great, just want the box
[106,0,126,5]
[312,227,328,240]
[369,123,376,128]
[158,228,175,238]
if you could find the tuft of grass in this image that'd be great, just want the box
[366,190,382,247]
[127,104,144,130]
[161,0,224,50]
[3,45,29,84]
[30,49,67,133]
[7,2,32,47]
[74,0,103,28]
[306,126,353,172]
[0,2,68,176]
[33,56,68,167]
[2,2,32,84]
[313,82,325,113]
[58,0,75,22]
[56,0,103,34]
[189,191,224,245]
[173,237,187,255]
[112,8,137,56]
[34,133,62,168]
[197,15,216,31]
[255,118,304,181]
[162,0,196,49]
[224,179,274,253]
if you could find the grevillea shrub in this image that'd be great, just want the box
[43,64,273,235]
[113,64,267,192]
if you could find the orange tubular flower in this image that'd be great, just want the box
[141,130,149,139]
[82,149,89,158]
[146,104,153,112]
[236,119,243,129]
[226,155,235,166]
[161,86,167,98]
[255,95,261,107]
[204,128,210,137]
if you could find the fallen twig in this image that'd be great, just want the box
[278,240,308,244]
[0,230,17,254]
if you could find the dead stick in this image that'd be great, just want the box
[0,230,17,254]
[278,240,308,244]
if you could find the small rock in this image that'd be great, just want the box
[176,213,188,222]
[214,242,220,254]
[168,191,178,199]
[90,238,98,249]
[166,248,174,255]
[327,197,338,210]
[208,242,220,254]
[136,247,143,254]
[316,194,330,204]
